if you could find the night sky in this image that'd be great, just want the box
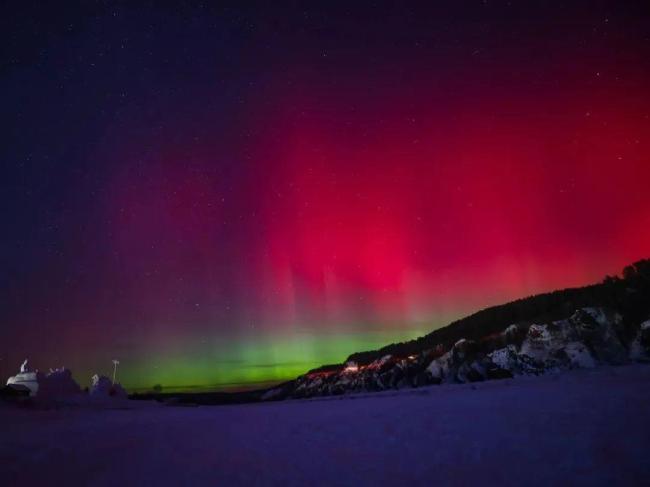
[2,1,650,391]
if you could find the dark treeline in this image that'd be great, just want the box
[347,259,650,365]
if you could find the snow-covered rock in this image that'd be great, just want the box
[6,371,39,396]
[426,351,452,381]
[488,345,519,371]
[90,375,128,399]
[37,368,81,398]
[5,361,81,398]
[563,341,596,368]
[629,320,650,360]
[570,309,627,364]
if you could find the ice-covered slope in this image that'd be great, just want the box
[1,365,649,486]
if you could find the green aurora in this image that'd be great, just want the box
[121,327,429,393]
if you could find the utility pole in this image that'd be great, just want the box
[112,359,120,385]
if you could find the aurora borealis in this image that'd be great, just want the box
[2,2,650,391]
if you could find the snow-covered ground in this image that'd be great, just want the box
[1,365,649,486]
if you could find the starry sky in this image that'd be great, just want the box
[2,1,650,391]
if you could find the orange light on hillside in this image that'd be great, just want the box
[344,361,359,373]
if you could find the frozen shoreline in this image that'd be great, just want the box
[1,364,649,486]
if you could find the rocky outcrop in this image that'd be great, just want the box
[37,368,82,398]
[90,375,128,399]
[264,307,650,400]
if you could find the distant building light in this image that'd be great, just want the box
[343,361,359,373]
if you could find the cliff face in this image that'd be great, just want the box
[263,307,650,400]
